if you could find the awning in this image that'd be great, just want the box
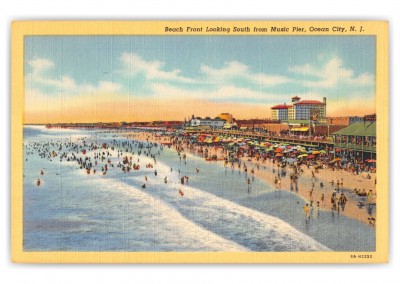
[291,127,309,132]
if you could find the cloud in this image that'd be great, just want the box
[146,82,288,106]
[28,58,54,73]
[120,52,194,83]
[25,54,375,123]
[289,57,374,88]
[200,61,291,86]
[26,57,121,95]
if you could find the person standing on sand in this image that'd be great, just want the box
[274,176,278,189]
[331,192,336,211]
[303,203,310,219]
[339,192,347,211]
[320,193,325,207]
[309,189,314,206]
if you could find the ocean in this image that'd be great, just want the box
[23,126,375,252]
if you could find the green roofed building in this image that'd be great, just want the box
[332,122,376,159]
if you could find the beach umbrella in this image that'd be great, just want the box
[285,158,297,163]
[275,153,284,157]
[312,151,320,155]
[319,150,327,154]
[366,159,376,163]
[307,155,315,159]
[329,158,341,164]
[274,148,284,153]
[298,154,308,158]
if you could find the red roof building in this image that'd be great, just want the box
[294,100,325,105]
[271,104,290,110]
[271,97,327,122]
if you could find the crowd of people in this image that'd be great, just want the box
[25,129,377,226]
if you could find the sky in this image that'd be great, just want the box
[24,35,376,123]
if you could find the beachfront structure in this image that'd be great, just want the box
[189,115,226,129]
[332,122,376,159]
[222,121,238,130]
[327,116,364,126]
[217,113,234,123]
[271,104,289,120]
[271,96,327,122]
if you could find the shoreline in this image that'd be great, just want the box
[123,131,376,226]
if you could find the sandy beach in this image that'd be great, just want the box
[124,131,376,225]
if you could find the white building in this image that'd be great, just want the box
[271,104,289,120]
[189,115,226,129]
[271,96,327,122]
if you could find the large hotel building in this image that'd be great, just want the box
[271,96,327,122]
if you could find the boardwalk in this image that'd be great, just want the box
[184,129,333,148]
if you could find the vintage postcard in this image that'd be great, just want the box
[11,21,388,263]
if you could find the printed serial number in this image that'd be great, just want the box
[350,254,373,259]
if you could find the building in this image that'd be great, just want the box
[327,116,364,126]
[217,113,233,123]
[188,115,226,129]
[271,104,289,120]
[271,96,327,122]
[332,122,376,160]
